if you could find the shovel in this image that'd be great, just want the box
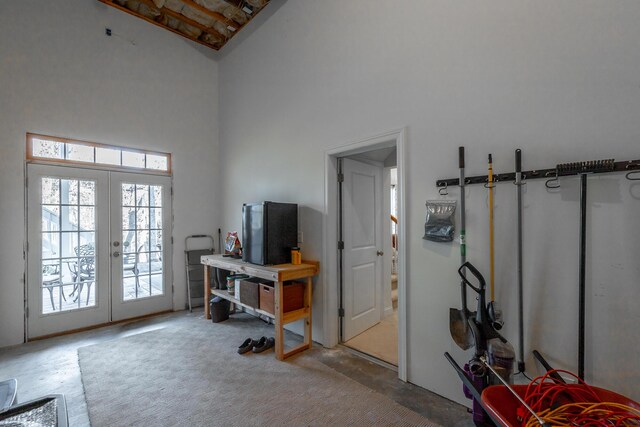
[449,147,475,350]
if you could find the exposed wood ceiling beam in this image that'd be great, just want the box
[136,0,228,39]
[98,0,222,50]
[98,0,269,51]
[180,0,239,31]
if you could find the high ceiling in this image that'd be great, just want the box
[99,0,270,51]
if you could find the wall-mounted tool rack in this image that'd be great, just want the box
[436,158,640,188]
[437,151,640,383]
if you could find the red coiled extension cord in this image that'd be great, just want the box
[517,370,640,426]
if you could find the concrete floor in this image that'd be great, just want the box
[0,310,473,426]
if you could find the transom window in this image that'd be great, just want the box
[27,133,171,174]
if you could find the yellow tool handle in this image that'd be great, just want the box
[488,155,495,301]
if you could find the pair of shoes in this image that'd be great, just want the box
[237,336,275,354]
[238,338,258,354]
[252,336,275,353]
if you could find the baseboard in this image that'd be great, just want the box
[339,344,399,371]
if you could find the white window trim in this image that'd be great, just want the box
[27,133,172,176]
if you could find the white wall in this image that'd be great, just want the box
[0,1,219,346]
[218,0,640,403]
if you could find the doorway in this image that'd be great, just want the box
[323,128,407,380]
[340,154,398,366]
[26,163,173,338]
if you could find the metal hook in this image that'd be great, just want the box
[484,177,498,189]
[545,177,560,189]
[626,171,640,181]
[438,183,449,196]
[544,169,560,189]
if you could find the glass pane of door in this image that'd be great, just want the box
[40,178,97,313]
[121,183,164,301]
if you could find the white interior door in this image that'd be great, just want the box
[110,172,172,321]
[27,164,110,338]
[342,158,383,341]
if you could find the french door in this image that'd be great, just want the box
[27,164,172,339]
[110,172,172,321]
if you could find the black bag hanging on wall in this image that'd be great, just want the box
[423,200,456,242]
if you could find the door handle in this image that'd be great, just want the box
[377,251,384,256]
[113,251,121,257]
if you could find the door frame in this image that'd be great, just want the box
[323,128,407,381]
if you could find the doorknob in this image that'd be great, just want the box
[113,241,120,247]
[377,251,384,256]
[113,251,121,257]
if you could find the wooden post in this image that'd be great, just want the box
[204,264,211,320]
[274,280,284,360]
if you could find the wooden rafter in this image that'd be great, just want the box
[99,0,220,49]
[180,0,239,31]
[98,0,269,51]
[136,0,227,39]
[221,1,268,22]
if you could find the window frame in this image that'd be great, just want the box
[26,133,172,176]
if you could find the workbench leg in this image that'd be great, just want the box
[204,265,211,320]
[275,280,284,361]
[304,276,312,349]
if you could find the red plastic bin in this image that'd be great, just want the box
[481,384,640,427]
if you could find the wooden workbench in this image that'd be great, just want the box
[201,254,319,360]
